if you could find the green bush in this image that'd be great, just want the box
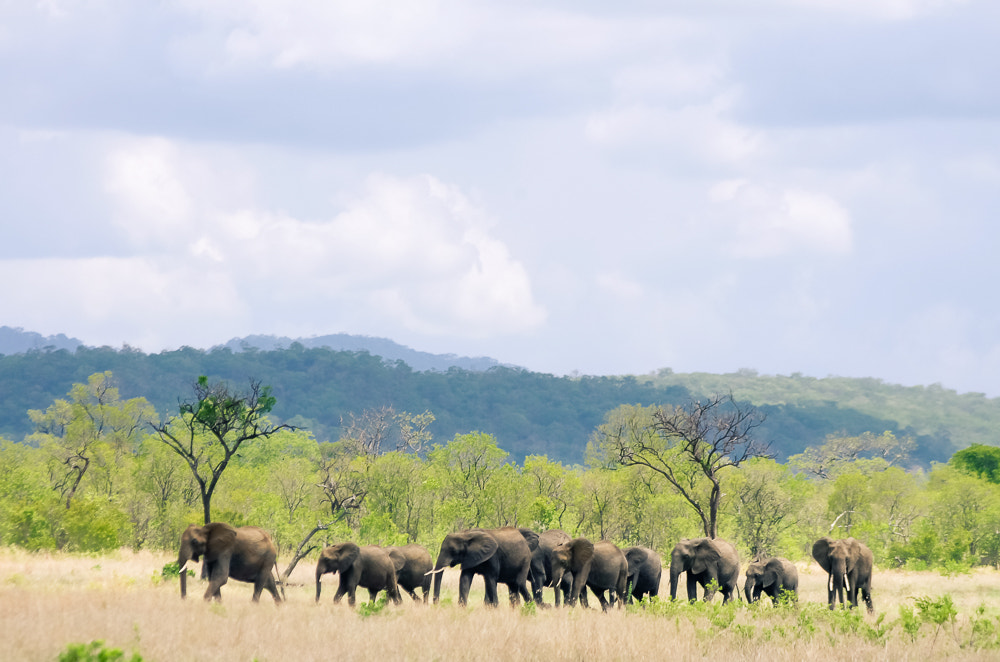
[58,640,142,662]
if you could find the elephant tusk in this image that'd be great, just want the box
[424,567,447,576]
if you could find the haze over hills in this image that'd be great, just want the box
[0,327,505,372]
[1,326,998,467]
[217,333,507,372]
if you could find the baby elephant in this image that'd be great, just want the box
[744,556,798,605]
[316,542,402,606]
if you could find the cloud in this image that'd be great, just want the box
[707,179,853,258]
[585,93,763,167]
[94,138,546,341]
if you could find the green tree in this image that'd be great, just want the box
[151,376,294,524]
[950,443,1000,483]
[428,431,509,529]
[729,458,813,558]
[595,395,769,539]
[29,372,155,509]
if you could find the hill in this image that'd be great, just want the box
[1,340,995,466]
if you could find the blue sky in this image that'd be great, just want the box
[2,1,1000,395]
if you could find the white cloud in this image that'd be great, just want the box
[585,93,762,166]
[97,138,545,339]
[708,179,853,258]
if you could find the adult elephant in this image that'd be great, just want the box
[528,529,572,606]
[744,556,798,605]
[385,544,433,603]
[177,522,282,603]
[669,537,739,604]
[624,546,662,604]
[551,538,628,610]
[430,527,535,607]
[812,537,874,613]
[316,542,402,607]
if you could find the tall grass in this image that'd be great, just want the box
[2,549,999,661]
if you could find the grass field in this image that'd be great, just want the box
[3,548,1000,661]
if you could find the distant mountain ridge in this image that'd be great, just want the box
[0,326,505,373]
[0,327,82,355]
[217,333,507,372]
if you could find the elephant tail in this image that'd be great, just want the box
[273,560,286,601]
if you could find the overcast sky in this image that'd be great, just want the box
[2,0,999,394]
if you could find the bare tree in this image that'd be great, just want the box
[597,394,770,539]
[152,376,294,524]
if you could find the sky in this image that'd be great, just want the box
[2,0,1000,395]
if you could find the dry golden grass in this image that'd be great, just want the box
[3,549,1000,661]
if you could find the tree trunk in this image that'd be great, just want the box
[281,523,329,583]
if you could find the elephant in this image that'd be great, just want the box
[177,522,282,603]
[429,527,535,607]
[316,542,402,607]
[624,546,662,604]
[551,538,628,611]
[528,529,573,606]
[669,537,740,604]
[743,556,798,605]
[812,537,874,613]
[385,544,433,603]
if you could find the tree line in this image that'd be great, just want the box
[0,344,984,465]
[1,371,998,575]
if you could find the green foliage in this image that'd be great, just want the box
[160,561,194,580]
[58,640,142,662]
[356,593,390,618]
[951,443,1000,483]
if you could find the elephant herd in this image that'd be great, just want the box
[175,523,874,614]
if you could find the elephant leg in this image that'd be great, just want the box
[347,584,358,607]
[333,579,348,604]
[368,588,378,603]
[595,590,610,612]
[579,587,590,609]
[406,589,419,602]
[483,574,499,607]
[458,570,475,607]
[686,574,699,602]
[861,584,874,614]
[205,560,229,602]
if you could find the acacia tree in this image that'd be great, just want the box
[29,371,154,509]
[152,376,294,524]
[596,394,769,539]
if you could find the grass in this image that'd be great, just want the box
[2,549,1000,661]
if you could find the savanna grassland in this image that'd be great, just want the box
[4,549,1000,662]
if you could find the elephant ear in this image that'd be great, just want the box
[519,528,540,552]
[387,548,406,573]
[812,538,834,574]
[462,531,499,570]
[761,559,783,588]
[625,547,644,578]
[568,538,595,574]
[690,539,721,576]
[337,542,362,572]
[205,522,238,563]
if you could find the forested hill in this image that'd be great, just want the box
[1,344,997,465]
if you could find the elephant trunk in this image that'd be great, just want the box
[669,565,681,601]
[431,551,451,604]
[744,577,755,604]
[315,563,325,602]
[177,541,193,599]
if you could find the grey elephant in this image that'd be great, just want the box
[528,529,573,606]
[177,522,282,602]
[385,544,433,603]
[551,538,628,610]
[624,546,662,604]
[316,542,402,607]
[744,556,798,605]
[669,537,740,604]
[429,527,536,607]
[812,537,874,613]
